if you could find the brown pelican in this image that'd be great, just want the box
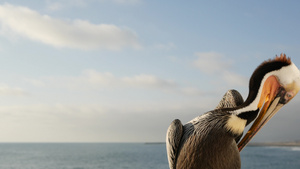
[166,54,300,169]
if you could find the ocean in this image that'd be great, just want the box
[0,143,299,169]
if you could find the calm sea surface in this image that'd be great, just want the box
[0,143,299,169]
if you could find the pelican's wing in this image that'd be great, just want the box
[215,89,244,109]
[166,119,183,169]
[215,89,244,143]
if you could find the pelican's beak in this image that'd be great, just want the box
[238,75,300,151]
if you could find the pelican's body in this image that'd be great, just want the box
[166,54,300,169]
[167,90,244,169]
[176,109,241,169]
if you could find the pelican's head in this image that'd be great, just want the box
[237,54,300,151]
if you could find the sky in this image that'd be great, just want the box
[0,0,300,143]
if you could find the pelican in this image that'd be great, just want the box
[166,54,300,169]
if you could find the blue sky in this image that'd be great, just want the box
[0,0,300,142]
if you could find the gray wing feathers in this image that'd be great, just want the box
[166,119,183,169]
[215,89,244,109]
[216,89,244,143]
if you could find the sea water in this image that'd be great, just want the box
[240,146,300,169]
[0,143,299,169]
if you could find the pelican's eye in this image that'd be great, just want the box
[284,91,294,101]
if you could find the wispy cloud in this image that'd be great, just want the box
[153,42,176,51]
[179,87,207,96]
[221,71,248,87]
[193,52,232,74]
[0,3,141,50]
[25,69,209,96]
[193,52,247,87]
[121,74,176,89]
[46,2,66,11]
[45,0,141,11]
[0,84,28,96]
[27,70,176,90]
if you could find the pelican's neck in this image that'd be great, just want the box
[224,73,269,136]
[234,72,271,115]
